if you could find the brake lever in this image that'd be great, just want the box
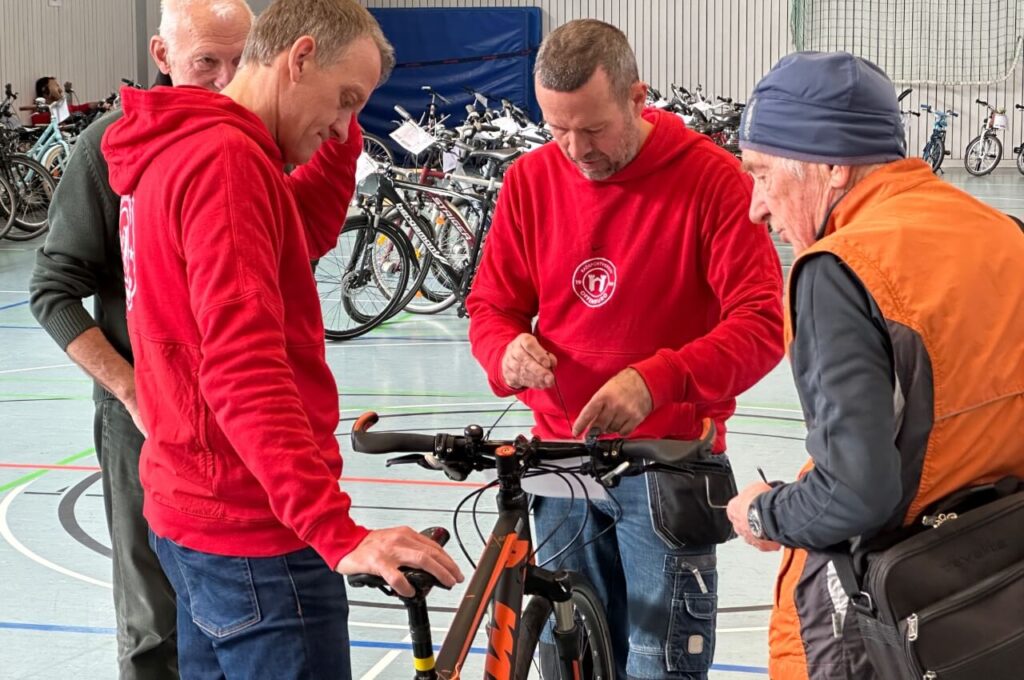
[385,454,427,467]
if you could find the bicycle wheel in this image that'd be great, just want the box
[1017,144,1024,176]
[514,573,616,680]
[964,135,1002,176]
[40,143,68,182]
[362,132,393,165]
[316,216,412,341]
[4,155,56,239]
[0,174,17,240]
[923,140,943,172]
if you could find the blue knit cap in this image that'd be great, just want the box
[739,51,905,164]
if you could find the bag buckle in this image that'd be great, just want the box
[849,591,875,615]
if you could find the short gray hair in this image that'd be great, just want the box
[241,0,395,85]
[778,156,807,180]
[159,0,254,52]
[534,19,639,102]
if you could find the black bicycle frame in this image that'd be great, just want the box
[404,447,580,680]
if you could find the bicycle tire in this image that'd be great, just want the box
[1017,145,1024,176]
[317,216,412,341]
[923,139,944,173]
[0,174,17,239]
[4,155,56,239]
[362,132,393,165]
[40,143,67,182]
[377,204,460,316]
[408,196,487,314]
[513,573,616,680]
[963,135,1002,176]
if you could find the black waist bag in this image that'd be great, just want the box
[644,455,738,548]
[832,478,1024,680]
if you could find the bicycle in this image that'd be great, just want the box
[896,88,919,154]
[1014,104,1024,176]
[314,215,414,341]
[362,162,504,318]
[346,411,723,679]
[21,99,74,181]
[920,104,958,173]
[964,99,1007,176]
[0,172,18,239]
[0,139,56,240]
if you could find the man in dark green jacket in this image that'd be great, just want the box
[29,2,254,678]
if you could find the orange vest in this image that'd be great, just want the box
[783,158,1024,524]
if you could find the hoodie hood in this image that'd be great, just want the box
[104,85,281,196]
[567,107,708,185]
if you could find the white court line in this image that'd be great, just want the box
[341,400,516,413]
[737,405,804,415]
[0,363,75,375]
[0,482,113,590]
[328,341,470,349]
[0,290,29,294]
[360,633,413,680]
[1,479,768,641]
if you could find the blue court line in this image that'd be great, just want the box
[0,621,769,673]
[0,300,29,312]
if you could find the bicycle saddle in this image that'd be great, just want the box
[467,147,523,164]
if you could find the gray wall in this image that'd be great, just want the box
[3,0,1023,159]
[0,0,139,122]
[360,0,1024,161]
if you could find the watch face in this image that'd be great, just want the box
[748,506,764,538]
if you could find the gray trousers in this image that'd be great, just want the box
[94,398,178,680]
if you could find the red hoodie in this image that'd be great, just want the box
[467,109,784,449]
[102,86,367,568]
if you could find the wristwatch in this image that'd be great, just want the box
[747,504,765,539]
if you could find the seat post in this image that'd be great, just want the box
[400,594,438,680]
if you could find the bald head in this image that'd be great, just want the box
[151,0,254,91]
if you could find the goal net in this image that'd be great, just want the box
[791,0,1024,85]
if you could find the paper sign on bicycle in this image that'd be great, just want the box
[354,152,380,184]
[390,120,435,156]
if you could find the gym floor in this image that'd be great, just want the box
[0,168,1020,679]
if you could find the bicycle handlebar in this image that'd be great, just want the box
[394,105,412,121]
[1017,104,1024,111]
[350,411,716,476]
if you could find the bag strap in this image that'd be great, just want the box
[824,543,879,616]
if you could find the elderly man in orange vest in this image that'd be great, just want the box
[726,51,1024,680]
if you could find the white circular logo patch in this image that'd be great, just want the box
[572,258,617,308]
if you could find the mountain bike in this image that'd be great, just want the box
[920,104,958,173]
[964,99,1007,176]
[346,412,723,680]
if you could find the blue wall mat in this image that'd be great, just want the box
[363,7,542,145]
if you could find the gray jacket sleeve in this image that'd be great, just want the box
[29,112,121,351]
[755,253,902,550]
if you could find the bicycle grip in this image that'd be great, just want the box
[394,104,412,120]
[351,412,437,453]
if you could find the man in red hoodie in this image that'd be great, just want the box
[467,20,784,680]
[102,1,462,678]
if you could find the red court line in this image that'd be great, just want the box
[0,463,483,488]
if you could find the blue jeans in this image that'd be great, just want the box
[533,475,718,680]
[150,532,352,680]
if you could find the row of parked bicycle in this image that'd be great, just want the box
[316,86,549,340]
[898,88,1024,176]
[315,80,1024,342]
[0,79,142,241]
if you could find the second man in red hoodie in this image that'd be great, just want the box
[467,20,785,679]
[102,1,462,678]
